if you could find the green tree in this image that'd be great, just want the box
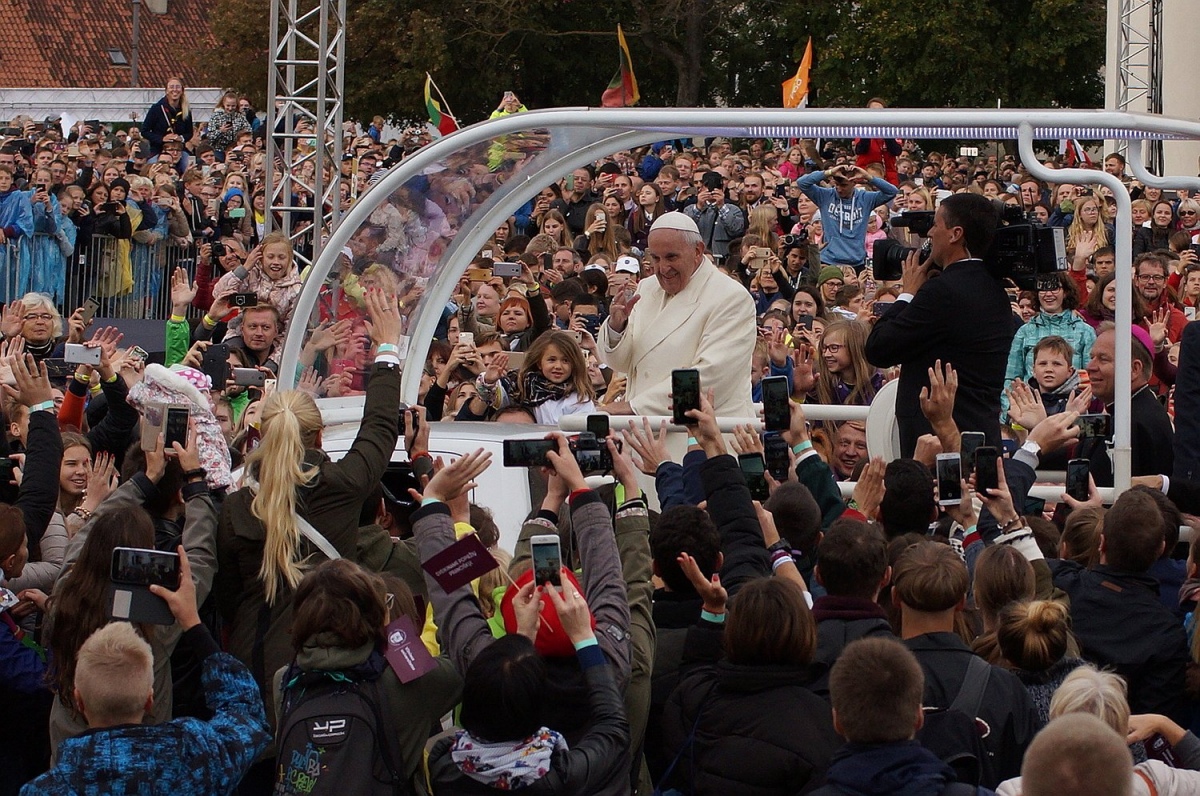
[203,0,1105,125]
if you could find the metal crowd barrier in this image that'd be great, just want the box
[0,234,197,321]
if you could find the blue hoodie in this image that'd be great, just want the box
[798,171,898,266]
[821,741,995,796]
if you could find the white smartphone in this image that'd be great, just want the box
[459,332,475,348]
[64,343,101,366]
[530,534,563,589]
[936,453,963,507]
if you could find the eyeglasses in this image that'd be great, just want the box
[23,313,53,322]
[823,343,845,353]
[1181,210,1197,216]
[1137,274,1166,282]
[825,280,844,288]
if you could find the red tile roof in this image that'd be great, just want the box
[0,0,214,88]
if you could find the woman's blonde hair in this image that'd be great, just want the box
[583,203,619,260]
[1068,194,1109,251]
[747,205,780,250]
[1048,664,1130,735]
[996,599,1074,672]
[166,76,189,116]
[816,319,878,406]
[246,390,324,604]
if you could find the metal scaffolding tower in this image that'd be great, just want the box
[264,0,346,267]
[1115,0,1164,172]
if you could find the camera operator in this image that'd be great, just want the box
[864,193,1017,455]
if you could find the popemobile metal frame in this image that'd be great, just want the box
[280,107,1200,500]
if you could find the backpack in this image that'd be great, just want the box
[916,654,997,788]
[275,657,410,796]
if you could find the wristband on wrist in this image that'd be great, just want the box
[572,636,599,651]
[686,436,699,447]
[29,400,55,413]
[202,314,217,327]
[792,440,813,455]
[170,314,186,323]
[771,550,794,572]
[700,609,726,624]
[376,343,400,354]
[420,497,442,507]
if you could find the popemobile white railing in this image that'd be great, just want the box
[284,107,1200,502]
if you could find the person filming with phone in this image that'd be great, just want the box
[865,193,1016,456]
[598,211,755,418]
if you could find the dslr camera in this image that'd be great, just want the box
[780,228,809,248]
[872,211,938,282]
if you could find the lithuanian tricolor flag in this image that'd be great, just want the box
[425,74,459,136]
[601,25,640,108]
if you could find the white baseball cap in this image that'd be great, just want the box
[615,255,641,274]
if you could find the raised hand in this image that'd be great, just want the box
[622,418,672,475]
[170,267,198,314]
[919,359,958,428]
[607,286,640,334]
[1006,379,1048,431]
[677,551,726,615]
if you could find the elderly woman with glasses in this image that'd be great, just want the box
[0,292,85,360]
[1177,198,1200,238]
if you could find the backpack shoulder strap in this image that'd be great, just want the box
[243,475,341,561]
[950,654,992,720]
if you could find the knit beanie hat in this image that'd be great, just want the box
[500,568,596,658]
[817,266,844,286]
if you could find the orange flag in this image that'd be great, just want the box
[782,38,813,109]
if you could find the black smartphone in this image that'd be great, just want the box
[111,546,180,589]
[738,453,770,501]
[1076,413,1111,440]
[586,414,610,442]
[201,343,230,389]
[398,402,419,436]
[797,313,814,332]
[230,292,258,308]
[871,302,889,317]
[775,184,789,197]
[541,252,553,271]
[109,546,180,625]
[959,431,986,475]
[701,171,724,191]
[974,446,999,495]
[671,369,701,426]
[502,438,556,468]
[761,375,790,432]
[763,433,790,482]
[936,453,963,506]
[163,407,189,449]
[1066,458,1091,502]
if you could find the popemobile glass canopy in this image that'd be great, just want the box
[279,107,1200,494]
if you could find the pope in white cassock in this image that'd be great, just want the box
[598,211,756,418]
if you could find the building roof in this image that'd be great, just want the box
[0,0,214,89]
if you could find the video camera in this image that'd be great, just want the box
[984,203,1067,288]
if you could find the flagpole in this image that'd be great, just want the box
[428,72,459,126]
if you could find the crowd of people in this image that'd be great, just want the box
[1,85,1200,796]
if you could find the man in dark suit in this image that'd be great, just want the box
[865,193,1015,456]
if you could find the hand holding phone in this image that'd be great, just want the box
[671,369,701,426]
[530,534,563,588]
[936,453,963,506]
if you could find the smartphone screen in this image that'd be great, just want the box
[530,536,562,587]
[164,407,189,449]
[1066,458,1091,502]
[936,454,963,506]
[763,433,790,482]
[974,446,998,495]
[586,414,610,441]
[111,547,180,588]
[797,313,814,331]
[959,431,986,475]
[1076,413,1111,440]
[671,369,701,426]
[502,439,555,468]
[739,453,770,501]
[761,376,790,432]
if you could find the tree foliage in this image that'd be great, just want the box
[202,0,1106,125]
